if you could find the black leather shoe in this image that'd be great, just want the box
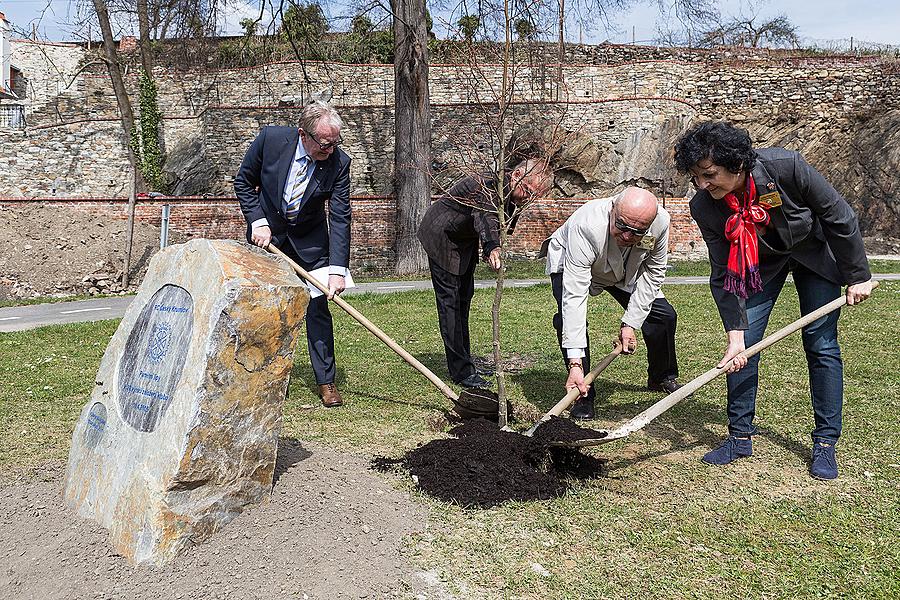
[458,373,490,388]
[569,397,595,420]
[648,377,682,394]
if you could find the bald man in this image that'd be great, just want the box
[541,187,682,419]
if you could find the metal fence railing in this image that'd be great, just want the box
[0,105,26,129]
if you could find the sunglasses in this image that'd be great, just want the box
[614,215,650,237]
[304,129,343,151]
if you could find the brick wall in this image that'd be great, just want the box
[0,195,703,274]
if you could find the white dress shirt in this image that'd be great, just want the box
[251,139,347,277]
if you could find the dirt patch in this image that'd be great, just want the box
[473,352,538,374]
[0,439,432,600]
[0,203,188,301]
[374,418,606,508]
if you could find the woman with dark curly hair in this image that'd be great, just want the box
[673,120,874,480]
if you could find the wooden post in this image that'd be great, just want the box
[123,166,137,288]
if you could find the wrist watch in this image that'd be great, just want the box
[567,360,583,370]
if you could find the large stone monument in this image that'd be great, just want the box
[64,239,309,565]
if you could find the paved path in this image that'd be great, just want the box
[1,274,898,333]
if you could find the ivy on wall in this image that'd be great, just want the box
[130,70,167,192]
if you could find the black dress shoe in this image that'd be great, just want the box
[458,373,490,388]
[648,377,683,394]
[569,397,595,420]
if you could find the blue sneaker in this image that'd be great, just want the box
[702,436,753,465]
[811,442,838,480]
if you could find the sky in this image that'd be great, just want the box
[0,0,897,49]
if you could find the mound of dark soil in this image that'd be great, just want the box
[530,415,608,443]
[373,418,606,508]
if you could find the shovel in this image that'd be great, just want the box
[266,244,501,418]
[523,341,623,436]
[552,281,879,448]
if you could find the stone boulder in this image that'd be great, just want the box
[64,239,309,565]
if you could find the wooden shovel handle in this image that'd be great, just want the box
[267,244,459,402]
[541,341,624,422]
[608,279,881,439]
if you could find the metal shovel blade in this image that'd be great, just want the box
[523,342,623,437]
[451,387,511,422]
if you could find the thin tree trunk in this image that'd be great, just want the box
[491,0,515,428]
[392,0,431,275]
[92,0,137,145]
[493,214,508,428]
[137,0,154,76]
[92,0,144,285]
[557,0,564,101]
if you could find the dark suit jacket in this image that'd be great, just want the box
[690,147,871,331]
[234,126,352,269]
[417,174,519,275]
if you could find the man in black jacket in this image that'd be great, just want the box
[418,160,552,388]
[234,100,351,408]
[674,120,874,479]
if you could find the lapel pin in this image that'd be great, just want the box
[767,182,776,190]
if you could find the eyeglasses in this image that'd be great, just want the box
[614,215,650,237]
[304,129,343,151]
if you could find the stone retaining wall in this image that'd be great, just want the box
[3,39,897,271]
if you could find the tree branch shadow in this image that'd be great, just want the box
[757,428,809,463]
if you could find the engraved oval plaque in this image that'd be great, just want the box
[83,402,108,449]
[118,285,194,432]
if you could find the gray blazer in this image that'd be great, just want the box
[417,174,518,275]
[690,147,871,331]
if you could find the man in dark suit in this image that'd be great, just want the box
[234,100,351,408]
[417,160,553,388]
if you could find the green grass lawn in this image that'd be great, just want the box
[474,258,900,280]
[1,282,898,598]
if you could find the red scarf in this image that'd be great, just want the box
[722,174,769,298]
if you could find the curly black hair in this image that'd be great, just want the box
[673,121,757,174]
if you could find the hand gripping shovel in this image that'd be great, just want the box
[552,281,879,448]
[524,341,623,437]
[267,244,502,419]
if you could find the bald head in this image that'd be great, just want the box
[610,187,659,247]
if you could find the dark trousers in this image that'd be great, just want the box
[726,263,842,443]
[283,244,336,385]
[551,272,678,401]
[428,256,477,384]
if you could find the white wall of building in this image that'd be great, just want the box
[0,13,11,94]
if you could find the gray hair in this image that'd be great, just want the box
[514,158,553,182]
[298,100,343,132]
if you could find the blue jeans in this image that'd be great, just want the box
[726,263,843,444]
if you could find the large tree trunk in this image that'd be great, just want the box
[392,0,431,275]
